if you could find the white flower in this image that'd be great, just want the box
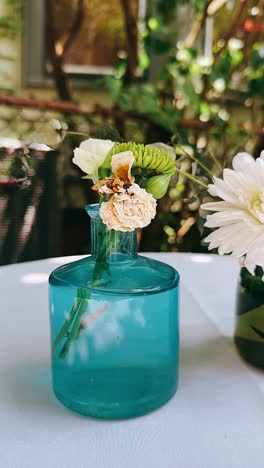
[100,183,157,232]
[50,119,67,131]
[29,143,52,152]
[201,151,264,275]
[72,138,115,182]
[0,138,24,149]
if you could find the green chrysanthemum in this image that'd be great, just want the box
[99,142,176,198]
[101,142,175,176]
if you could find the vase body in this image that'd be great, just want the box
[234,268,264,369]
[49,204,180,419]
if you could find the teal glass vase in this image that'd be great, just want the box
[49,204,180,419]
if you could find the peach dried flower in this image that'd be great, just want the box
[92,151,134,195]
[100,183,157,232]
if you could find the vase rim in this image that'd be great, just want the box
[85,203,100,218]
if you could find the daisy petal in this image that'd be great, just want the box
[232,152,255,171]
[201,201,239,212]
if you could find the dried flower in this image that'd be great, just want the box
[110,151,134,184]
[93,150,157,231]
[92,151,134,194]
[100,184,157,232]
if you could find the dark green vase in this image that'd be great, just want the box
[234,268,264,369]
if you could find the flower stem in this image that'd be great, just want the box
[208,151,222,172]
[178,147,215,177]
[59,293,89,359]
[66,131,90,138]
[175,167,209,189]
[52,289,84,354]
[53,220,117,359]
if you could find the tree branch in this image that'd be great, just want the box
[46,0,72,101]
[184,1,210,48]
[207,0,227,16]
[214,0,250,56]
[0,94,263,135]
[120,0,138,83]
[62,0,85,57]
[184,0,227,49]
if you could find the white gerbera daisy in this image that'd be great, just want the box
[201,151,264,275]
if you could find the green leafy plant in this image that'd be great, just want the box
[100,0,264,252]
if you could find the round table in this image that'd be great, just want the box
[0,253,263,468]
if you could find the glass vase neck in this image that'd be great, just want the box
[85,204,138,261]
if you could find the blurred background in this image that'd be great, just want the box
[0,0,263,265]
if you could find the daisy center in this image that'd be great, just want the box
[250,192,264,223]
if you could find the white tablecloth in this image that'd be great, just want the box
[0,253,263,468]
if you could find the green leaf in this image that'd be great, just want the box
[138,50,150,71]
[104,76,122,101]
[148,17,160,31]
[229,49,243,67]
[195,0,206,13]
[145,35,171,55]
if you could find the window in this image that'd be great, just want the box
[24,0,146,86]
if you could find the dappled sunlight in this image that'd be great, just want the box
[190,254,213,264]
[20,272,49,284]
[48,256,84,265]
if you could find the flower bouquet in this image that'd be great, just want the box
[49,134,180,419]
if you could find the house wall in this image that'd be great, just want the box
[0,2,111,108]
[0,2,21,92]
